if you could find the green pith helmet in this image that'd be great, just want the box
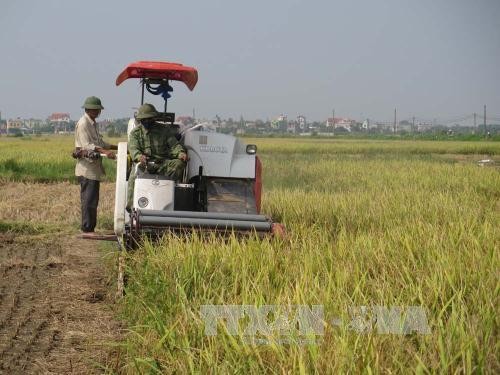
[136,103,160,120]
[82,96,104,110]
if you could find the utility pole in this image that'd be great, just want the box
[393,108,397,133]
[332,108,335,134]
[412,116,415,133]
[473,112,477,129]
[483,105,487,135]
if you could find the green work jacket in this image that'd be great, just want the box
[128,123,185,163]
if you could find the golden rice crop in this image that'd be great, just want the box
[1,135,498,372]
[114,137,500,373]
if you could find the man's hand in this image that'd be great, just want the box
[178,152,188,162]
[104,150,116,160]
[139,154,148,165]
[95,147,116,160]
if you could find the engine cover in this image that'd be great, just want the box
[133,177,175,211]
[184,131,255,180]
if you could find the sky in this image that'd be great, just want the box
[0,0,499,122]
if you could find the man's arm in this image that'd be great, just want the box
[168,136,187,161]
[95,146,116,159]
[128,129,145,162]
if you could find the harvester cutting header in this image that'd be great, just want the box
[111,61,283,247]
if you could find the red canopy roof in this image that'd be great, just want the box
[116,61,198,90]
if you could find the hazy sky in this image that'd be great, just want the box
[1,0,499,122]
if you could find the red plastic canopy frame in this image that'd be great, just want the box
[116,61,198,91]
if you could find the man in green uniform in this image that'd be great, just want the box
[127,103,188,209]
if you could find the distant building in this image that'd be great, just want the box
[48,112,71,133]
[271,114,287,131]
[326,117,354,132]
[48,113,70,123]
[297,115,307,132]
[2,118,47,134]
[24,118,45,129]
[7,118,23,133]
[7,118,23,129]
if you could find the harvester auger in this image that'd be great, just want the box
[111,61,284,250]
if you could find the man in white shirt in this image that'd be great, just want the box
[74,96,117,234]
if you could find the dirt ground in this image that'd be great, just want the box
[0,182,122,374]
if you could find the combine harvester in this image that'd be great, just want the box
[105,61,284,250]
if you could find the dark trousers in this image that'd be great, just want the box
[78,176,100,232]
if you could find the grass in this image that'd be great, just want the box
[0,220,47,234]
[0,134,118,182]
[1,135,498,372]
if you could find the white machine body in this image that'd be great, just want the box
[133,178,175,211]
[114,127,260,236]
[183,130,255,180]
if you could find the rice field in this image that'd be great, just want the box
[0,135,117,182]
[0,135,499,373]
[118,138,499,373]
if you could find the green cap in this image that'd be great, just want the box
[136,103,160,120]
[82,96,104,110]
